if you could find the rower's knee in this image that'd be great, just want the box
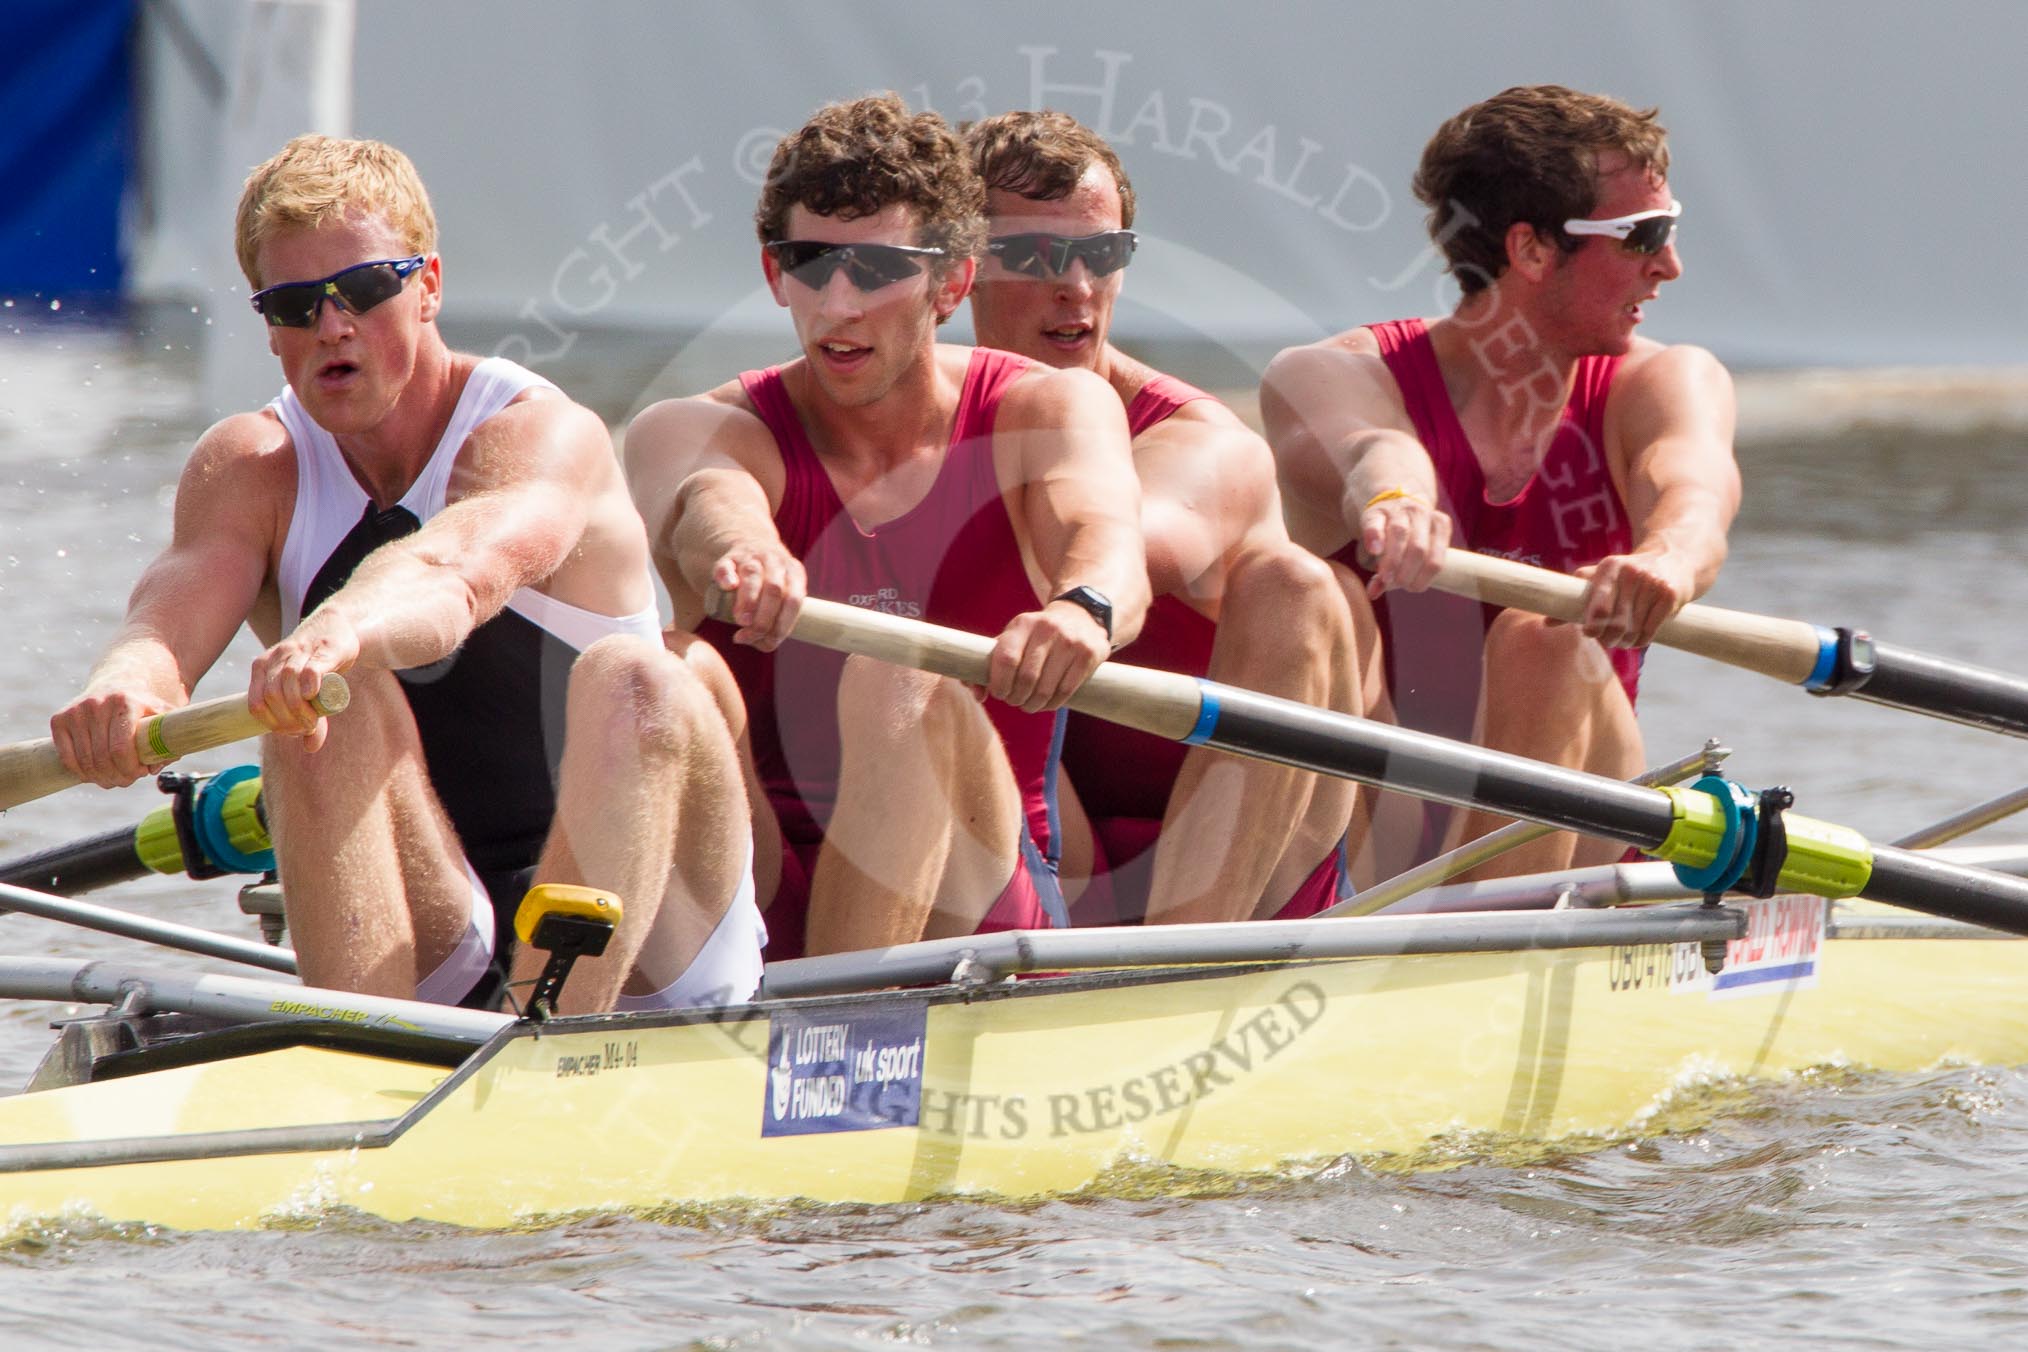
[570,634,725,763]
[1485,610,1618,692]
[662,628,749,737]
[1219,545,1353,698]
[836,653,969,757]
[260,666,419,792]
[1228,543,1339,624]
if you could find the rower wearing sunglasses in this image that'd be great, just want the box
[626,95,1147,960]
[964,111,1365,926]
[1262,85,1741,881]
[49,135,766,1013]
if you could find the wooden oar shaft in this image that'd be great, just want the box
[1432,548,2028,741]
[776,596,1669,837]
[784,598,1205,741]
[1428,549,1824,684]
[0,674,348,812]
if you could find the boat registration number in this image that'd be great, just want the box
[1608,895,1826,999]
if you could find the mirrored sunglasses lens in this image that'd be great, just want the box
[331,263,405,311]
[1081,234,1134,276]
[797,257,846,289]
[773,243,840,289]
[258,285,323,327]
[992,237,1051,278]
[852,247,931,290]
[1626,217,1676,254]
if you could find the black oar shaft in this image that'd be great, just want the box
[1200,686,2028,933]
[1853,640,2028,739]
[0,826,148,895]
[1205,687,1675,845]
[1864,845,2028,935]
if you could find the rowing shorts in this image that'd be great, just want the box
[414,858,501,1005]
[763,826,1068,961]
[1270,839,1354,920]
[615,841,767,1010]
[460,846,766,1012]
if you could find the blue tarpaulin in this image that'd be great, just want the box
[0,0,133,297]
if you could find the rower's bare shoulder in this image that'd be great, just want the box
[624,384,778,474]
[183,409,296,497]
[1135,399,1281,530]
[1616,339,1733,393]
[623,385,786,528]
[1141,397,1272,478]
[167,411,296,556]
[1158,393,1252,437]
[1260,330,1412,440]
[1000,360,1123,428]
[1609,340,1737,427]
[458,390,615,498]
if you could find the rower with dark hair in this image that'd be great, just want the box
[1262,85,1741,880]
[626,94,1148,959]
[964,109,1364,925]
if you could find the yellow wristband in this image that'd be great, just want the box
[1363,486,1428,511]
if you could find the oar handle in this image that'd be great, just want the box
[1427,550,1824,685]
[0,674,349,812]
[709,593,1205,740]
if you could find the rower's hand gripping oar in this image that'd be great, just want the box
[748,595,2028,939]
[0,674,350,813]
[1427,548,2028,739]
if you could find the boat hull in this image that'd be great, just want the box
[3,920,2026,1233]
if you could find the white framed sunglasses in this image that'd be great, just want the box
[1561,200,1681,255]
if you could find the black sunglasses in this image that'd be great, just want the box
[765,240,947,292]
[986,230,1138,280]
[249,255,428,328]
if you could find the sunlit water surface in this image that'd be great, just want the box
[1,311,2025,1349]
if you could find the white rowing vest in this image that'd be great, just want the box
[272,356,660,646]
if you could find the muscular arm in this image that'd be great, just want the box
[1585,344,1741,646]
[1133,402,1286,602]
[1260,337,1450,594]
[51,414,282,785]
[250,397,615,730]
[624,390,800,644]
[992,366,1149,712]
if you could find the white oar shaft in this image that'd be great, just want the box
[0,674,349,812]
[1428,550,1823,684]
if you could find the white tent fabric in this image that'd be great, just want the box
[131,1,2028,376]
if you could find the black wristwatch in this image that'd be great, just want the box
[1051,585,1113,642]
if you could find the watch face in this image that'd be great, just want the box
[1055,586,1112,637]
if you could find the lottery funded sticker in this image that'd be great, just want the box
[763,999,928,1137]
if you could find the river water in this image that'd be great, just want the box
[2,307,2026,1348]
